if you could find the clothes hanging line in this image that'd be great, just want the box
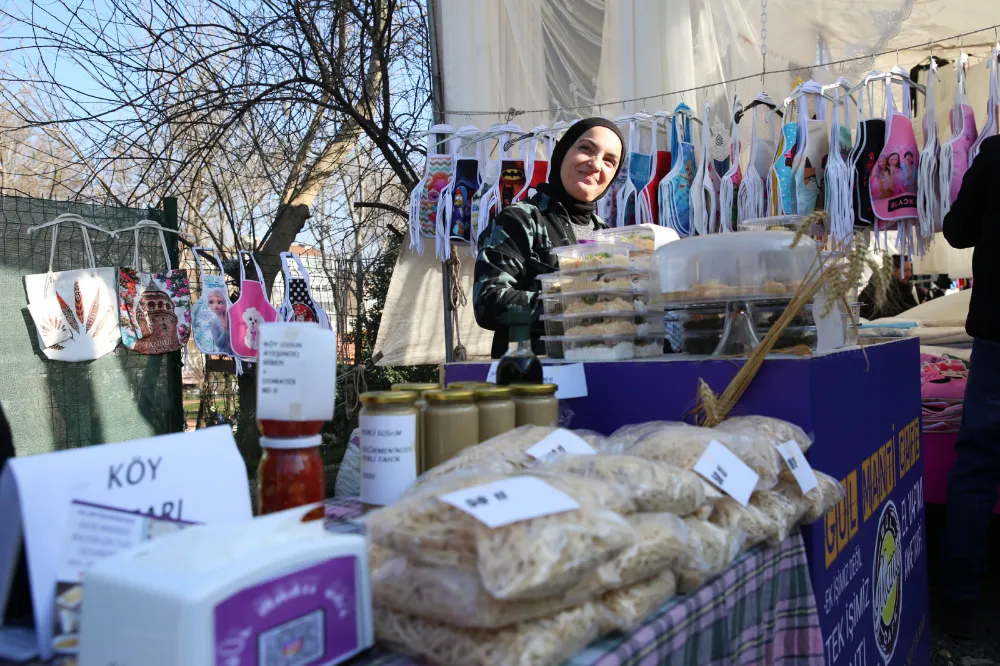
[442,23,1000,119]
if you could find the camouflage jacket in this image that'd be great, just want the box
[473,190,607,356]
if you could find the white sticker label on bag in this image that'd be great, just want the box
[525,429,596,460]
[776,440,819,494]
[439,476,580,528]
[484,363,589,400]
[693,440,759,506]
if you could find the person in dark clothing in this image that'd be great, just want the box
[0,404,32,625]
[473,118,625,358]
[859,255,918,319]
[939,134,1000,637]
[0,405,12,474]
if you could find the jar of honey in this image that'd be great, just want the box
[511,383,559,427]
[360,391,421,512]
[257,435,325,515]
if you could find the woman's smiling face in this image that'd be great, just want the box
[558,127,622,202]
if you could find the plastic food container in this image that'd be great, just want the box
[739,214,829,242]
[539,270,648,295]
[540,312,664,338]
[594,224,680,251]
[550,243,631,273]
[650,231,819,305]
[541,334,665,361]
[541,290,654,318]
[666,325,823,355]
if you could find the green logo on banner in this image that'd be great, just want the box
[873,500,902,662]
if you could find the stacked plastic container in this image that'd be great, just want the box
[539,224,679,361]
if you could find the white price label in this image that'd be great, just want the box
[484,363,588,400]
[526,429,596,460]
[486,361,498,383]
[776,440,819,494]
[693,441,759,506]
[360,414,418,506]
[439,476,580,528]
[257,324,337,421]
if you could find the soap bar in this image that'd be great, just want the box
[78,505,372,666]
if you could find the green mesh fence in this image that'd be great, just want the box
[0,195,183,455]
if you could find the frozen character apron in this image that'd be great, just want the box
[940,55,979,216]
[769,109,799,215]
[117,221,191,355]
[228,251,278,363]
[719,97,743,232]
[738,100,778,224]
[851,83,886,226]
[617,117,654,227]
[407,123,453,254]
[871,77,920,225]
[658,104,696,236]
[434,124,480,259]
[793,90,831,216]
[25,215,121,361]
[277,251,331,328]
[191,247,235,357]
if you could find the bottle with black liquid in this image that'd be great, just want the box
[496,310,543,385]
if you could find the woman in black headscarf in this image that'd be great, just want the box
[473,118,625,358]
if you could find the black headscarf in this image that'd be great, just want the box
[536,117,625,226]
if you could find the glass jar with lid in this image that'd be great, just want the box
[422,389,479,471]
[359,390,421,513]
[473,385,516,442]
[447,381,493,390]
[511,383,559,427]
[257,434,325,515]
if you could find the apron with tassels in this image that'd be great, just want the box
[513,126,551,204]
[825,82,856,243]
[870,74,921,226]
[617,115,655,227]
[408,123,454,254]
[691,101,717,234]
[469,123,506,256]
[276,251,331,328]
[658,103,696,236]
[851,80,886,226]
[917,58,942,240]
[719,96,743,232]
[434,125,481,259]
[737,94,778,224]
[639,117,672,227]
[940,54,978,217]
[769,103,799,216]
[190,247,235,357]
[792,81,831,216]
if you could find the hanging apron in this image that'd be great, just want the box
[25,217,121,361]
[407,123,454,254]
[871,77,920,225]
[720,96,743,232]
[658,104,696,236]
[276,252,331,328]
[434,125,480,259]
[793,85,831,216]
[639,117,672,227]
[617,117,654,227]
[918,59,942,239]
[513,126,551,204]
[479,124,523,228]
[826,85,856,243]
[940,55,979,216]
[117,223,191,354]
[691,101,718,234]
[191,247,235,357]
[738,98,778,223]
[969,47,999,164]
[469,123,506,256]
[852,83,886,226]
[228,251,278,363]
[769,107,799,216]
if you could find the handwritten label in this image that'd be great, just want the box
[776,440,819,494]
[439,477,580,528]
[484,362,589,400]
[360,414,418,506]
[526,429,596,460]
[257,323,337,422]
[693,440,759,506]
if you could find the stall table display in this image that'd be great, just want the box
[444,340,929,666]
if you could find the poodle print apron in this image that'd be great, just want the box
[228,251,277,363]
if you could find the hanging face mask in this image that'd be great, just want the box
[738,94,778,224]
[617,117,654,227]
[408,123,454,255]
[276,252,331,328]
[191,247,235,357]
[691,101,717,234]
[940,54,979,215]
[769,105,799,216]
[658,103,696,236]
[639,117,671,226]
[871,75,921,227]
[851,81,887,226]
[720,97,743,232]
[228,251,278,363]
[792,83,831,216]
[117,222,192,355]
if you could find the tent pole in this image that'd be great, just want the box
[427,0,454,364]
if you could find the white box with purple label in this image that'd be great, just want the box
[77,504,372,666]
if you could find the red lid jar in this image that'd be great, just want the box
[257,435,325,515]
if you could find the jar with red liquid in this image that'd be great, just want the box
[257,435,325,515]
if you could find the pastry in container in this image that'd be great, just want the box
[542,334,664,361]
[540,312,664,338]
[650,231,818,305]
[539,270,648,295]
[541,290,634,317]
[550,243,631,274]
[594,224,680,252]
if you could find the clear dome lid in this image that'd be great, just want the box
[650,231,819,305]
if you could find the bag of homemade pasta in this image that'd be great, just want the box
[783,471,846,523]
[574,429,610,450]
[715,415,813,453]
[590,513,690,590]
[628,426,781,491]
[540,453,721,516]
[751,489,811,545]
[606,421,690,451]
[371,553,593,629]
[709,498,775,547]
[366,471,636,600]
[599,571,678,633]
[374,603,603,666]
[675,518,746,593]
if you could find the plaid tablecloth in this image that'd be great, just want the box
[328,498,825,666]
[5,499,825,666]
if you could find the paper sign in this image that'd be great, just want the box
[776,440,819,494]
[485,362,589,400]
[526,429,596,460]
[0,427,252,660]
[257,323,337,421]
[439,476,580,528]
[693,441,759,506]
[814,292,847,352]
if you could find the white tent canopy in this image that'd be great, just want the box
[375,0,1000,366]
